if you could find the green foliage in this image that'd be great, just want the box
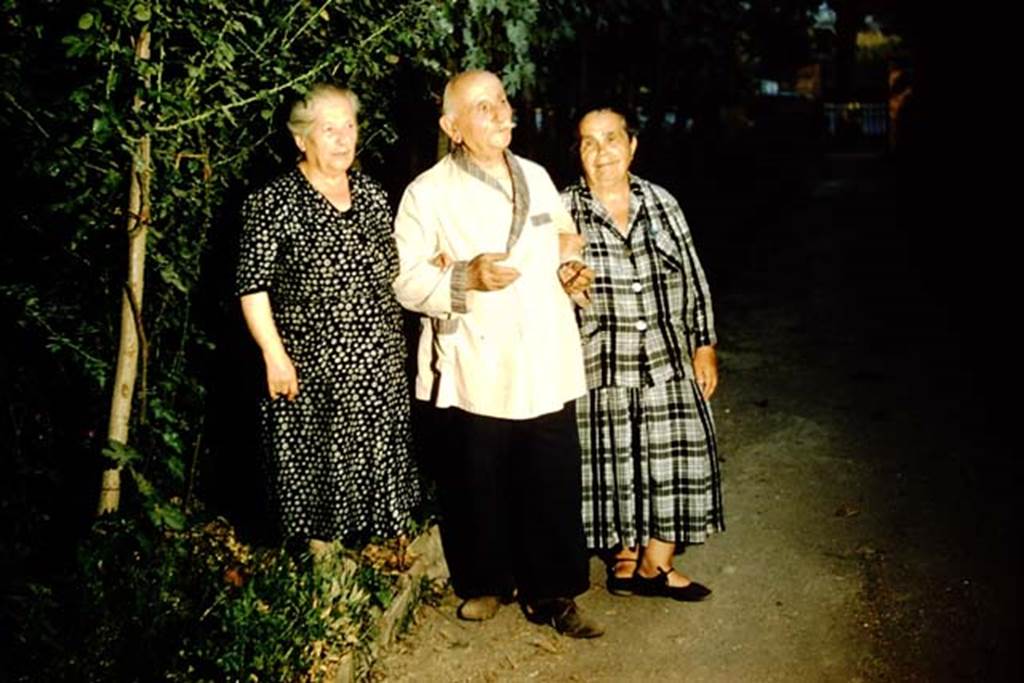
[454,0,542,93]
[59,514,393,681]
[3,3,561,677]
[437,0,580,95]
[1,0,565,501]
[3,440,410,681]
[2,0,439,499]
[3,1,820,678]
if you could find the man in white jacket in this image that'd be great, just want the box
[392,70,601,638]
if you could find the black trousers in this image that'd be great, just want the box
[423,402,590,602]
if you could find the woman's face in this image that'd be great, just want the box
[296,94,358,175]
[578,110,636,188]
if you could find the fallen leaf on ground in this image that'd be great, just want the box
[531,638,560,654]
[834,503,860,517]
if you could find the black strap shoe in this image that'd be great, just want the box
[606,557,637,596]
[633,567,712,602]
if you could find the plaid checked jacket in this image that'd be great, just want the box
[562,175,716,389]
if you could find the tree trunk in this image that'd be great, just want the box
[98,29,151,515]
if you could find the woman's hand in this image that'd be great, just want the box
[264,349,299,401]
[692,346,718,400]
[430,251,453,269]
[558,260,594,295]
[240,292,298,401]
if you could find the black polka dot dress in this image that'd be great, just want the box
[235,168,419,543]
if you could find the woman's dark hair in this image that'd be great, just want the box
[572,102,639,142]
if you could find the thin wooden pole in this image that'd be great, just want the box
[98,29,151,515]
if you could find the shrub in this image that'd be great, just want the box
[58,513,396,682]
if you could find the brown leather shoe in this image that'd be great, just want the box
[457,595,502,621]
[527,598,605,639]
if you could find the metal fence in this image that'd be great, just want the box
[824,102,889,141]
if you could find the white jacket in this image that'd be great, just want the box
[392,151,586,420]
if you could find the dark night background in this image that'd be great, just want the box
[1,0,1017,678]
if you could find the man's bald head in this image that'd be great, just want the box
[442,69,500,115]
[438,70,514,164]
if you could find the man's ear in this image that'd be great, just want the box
[439,113,460,145]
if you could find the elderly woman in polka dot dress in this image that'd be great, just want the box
[235,84,419,551]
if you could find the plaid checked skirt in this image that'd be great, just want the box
[577,378,724,549]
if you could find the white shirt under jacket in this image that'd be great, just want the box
[392,150,587,420]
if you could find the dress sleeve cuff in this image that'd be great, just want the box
[695,330,717,348]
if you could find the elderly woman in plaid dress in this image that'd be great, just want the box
[561,107,724,601]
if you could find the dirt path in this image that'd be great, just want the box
[375,154,1018,682]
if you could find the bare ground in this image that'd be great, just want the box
[374,154,1019,682]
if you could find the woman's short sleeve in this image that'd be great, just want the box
[234,189,280,297]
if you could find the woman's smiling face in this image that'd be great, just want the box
[296,93,358,175]
[578,109,637,188]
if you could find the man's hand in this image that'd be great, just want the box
[558,260,594,295]
[265,350,299,401]
[692,346,718,400]
[467,252,520,291]
[559,233,586,261]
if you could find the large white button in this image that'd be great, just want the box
[632,281,643,293]
[636,320,648,332]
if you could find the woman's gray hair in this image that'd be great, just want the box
[287,84,360,139]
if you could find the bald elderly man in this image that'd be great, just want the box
[392,70,602,638]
